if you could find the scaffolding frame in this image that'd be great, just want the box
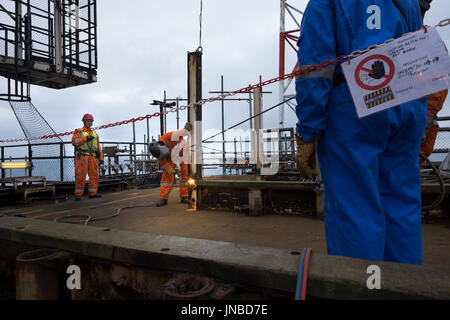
[0,0,97,101]
[279,0,303,128]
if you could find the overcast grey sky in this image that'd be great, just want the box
[0,0,449,146]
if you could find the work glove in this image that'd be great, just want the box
[86,135,95,142]
[99,160,104,165]
[167,166,180,175]
[296,135,318,179]
[95,150,101,158]
[184,122,193,132]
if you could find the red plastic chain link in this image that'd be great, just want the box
[0,56,349,144]
[3,18,450,144]
[231,55,350,95]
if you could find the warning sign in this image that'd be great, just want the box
[355,54,395,91]
[342,27,450,118]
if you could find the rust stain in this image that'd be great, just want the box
[164,275,215,300]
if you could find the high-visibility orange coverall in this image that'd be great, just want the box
[420,89,448,159]
[158,129,189,200]
[72,127,104,197]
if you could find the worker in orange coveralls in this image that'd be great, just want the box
[72,113,104,200]
[149,122,192,207]
[418,1,448,163]
[420,90,448,162]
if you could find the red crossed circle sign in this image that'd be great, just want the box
[355,54,395,91]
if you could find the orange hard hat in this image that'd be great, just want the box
[82,113,94,121]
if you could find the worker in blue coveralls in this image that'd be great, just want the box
[295,0,428,265]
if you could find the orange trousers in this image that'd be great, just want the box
[159,160,189,200]
[74,154,99,197]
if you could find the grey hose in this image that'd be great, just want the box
[420,153,446,212]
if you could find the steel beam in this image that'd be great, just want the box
[54,0,63,73]
[187,50,202,181]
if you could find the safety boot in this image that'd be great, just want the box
[181,197,191,205]
[156,199,168,207]
[89,194,102,199]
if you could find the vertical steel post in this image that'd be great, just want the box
[221,76,225,175]
[248,86,253,131]
[249,87,263,212]
[176,98,180,130]
[14,1,21,98]
[188,51,202,210]
[1,146,5,187]
[28,144,32,177]
[188,51,202,181]
[54,0,63,73]
[49,10,54,64]
[279,0,286,129]
[60,143,64,182]
[144,134,147,154]
[164,91,168,135]
[24,10,31,99]
[132,122,137,180]
[87,0,92,77]
[146,118,150,144]
[159,104,164,137]
[254,87,263,171]
[15,0,23,60]
[75,0,80,65]
[94,0,98,68]
[234,137,237,167]
[129,143,133,176]
[108,156,111,176]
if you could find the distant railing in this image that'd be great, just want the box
[434,117,450,155]
[1,120,449,184]
[0,140,152,185]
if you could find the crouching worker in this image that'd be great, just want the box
[72,113,104,200]
[149,122,192,207]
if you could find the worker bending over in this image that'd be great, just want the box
[72,113,104,200]
[149,122,193,207]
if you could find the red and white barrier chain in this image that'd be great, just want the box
[1,19,449,144]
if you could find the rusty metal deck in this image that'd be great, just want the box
[0,187,449,270]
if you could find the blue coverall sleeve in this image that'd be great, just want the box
[295,0,337,143]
